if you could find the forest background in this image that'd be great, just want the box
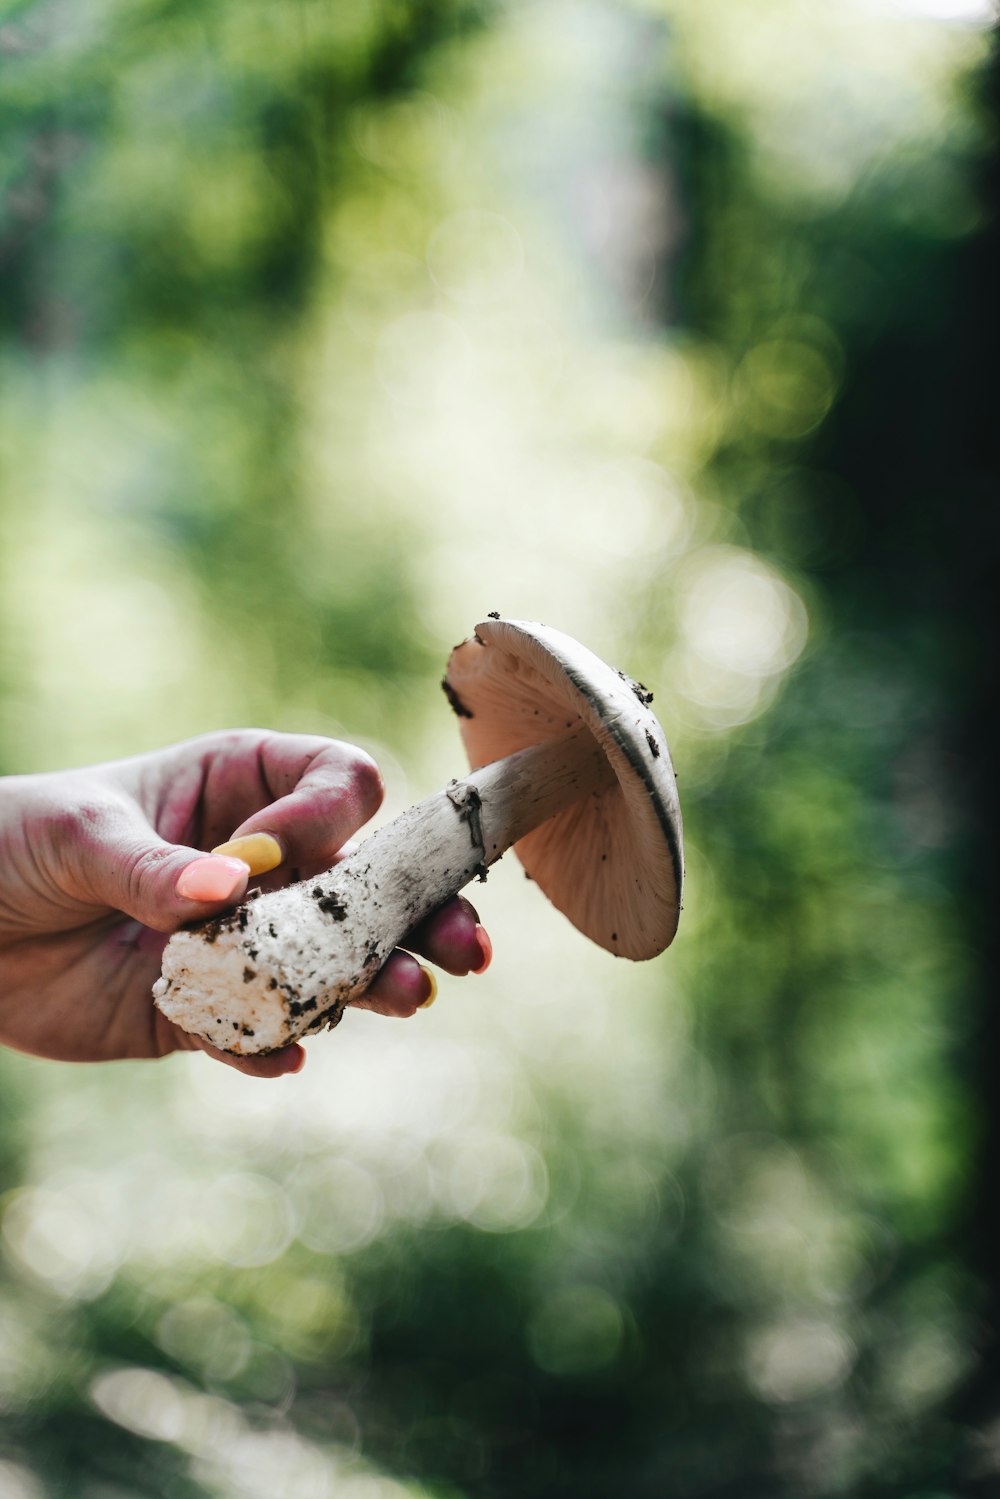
[1,1,998,1495]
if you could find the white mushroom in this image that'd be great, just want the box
[153,619,683,1055]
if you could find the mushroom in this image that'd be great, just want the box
[153,618,683,1054]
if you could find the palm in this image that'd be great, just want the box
[0,917,169,1063]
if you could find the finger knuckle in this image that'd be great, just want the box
[124,843,175,905]
[348,750,384,818]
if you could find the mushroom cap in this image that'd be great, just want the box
[444,618,683,959]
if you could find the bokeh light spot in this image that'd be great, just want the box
[198,1174,296,1269]
[671,546,809,729]
[736,339,838,439]
[0,1462,44,1499]
[529,1285,625,1375]
[428,210,525,306]
[1,1186,120,1301]
[444,1134,549,1233]
[155,1296,253,1383]
[747,1319,854,1403]
[90,1366,188,1444]
[680,546,808,678]
[293,1157,385,1255]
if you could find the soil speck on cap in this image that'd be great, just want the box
[243,967,256,983]
[441,679,474,718]
[616,666,654,706]
[645,730,660,758]
[487,610,500,619]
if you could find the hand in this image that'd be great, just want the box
[0,731,492,1079]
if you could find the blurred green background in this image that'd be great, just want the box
[1,0,997,1494]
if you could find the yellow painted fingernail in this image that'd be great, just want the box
[418,968,438,1009]
[210,833,283,876]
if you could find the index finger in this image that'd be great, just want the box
[210,733,384,875]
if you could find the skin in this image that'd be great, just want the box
[0,730,490,1080]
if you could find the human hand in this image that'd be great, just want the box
[0,731,492,1079]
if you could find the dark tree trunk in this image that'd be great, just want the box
[951,34,1000,1483]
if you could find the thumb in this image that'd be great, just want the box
[69,814,250,933]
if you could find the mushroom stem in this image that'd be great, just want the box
[366,725,616,899]
[153,728,617,1052]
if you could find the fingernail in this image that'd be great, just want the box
[418,967,438,1008]
[176,855,250,903]
[471,924,492,975]
[211,832,283,876]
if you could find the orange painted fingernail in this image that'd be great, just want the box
[176,855,249,903]
[472,924,492,975]
[211,833,283,876]
[418,967,438,1008]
